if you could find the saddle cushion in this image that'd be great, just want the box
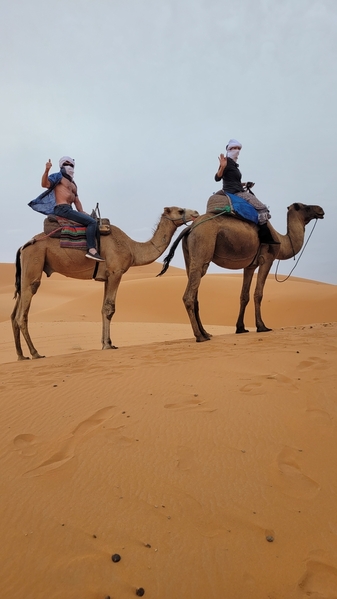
[43,216,87,248]
[207,193,233,214]
[43,214,111,249]
[43,216,84,238]
[206,193,259,224]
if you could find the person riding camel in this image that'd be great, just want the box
[44,157,105,261]
[29,156,104,262]
[214,139,280,245]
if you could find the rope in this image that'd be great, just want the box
[35,227,63,241]
[189,210,229,231]
[274,219,318,283]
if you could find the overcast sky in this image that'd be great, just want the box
[1,0,336,284]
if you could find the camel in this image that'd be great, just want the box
[11,206,199,359]
[158,202,324,341]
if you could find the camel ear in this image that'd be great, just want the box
[293,203,300,211]
[163,207,170,214]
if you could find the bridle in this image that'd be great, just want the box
[150,209,193,252]
[163,209,190,226]
[275,219,318,282]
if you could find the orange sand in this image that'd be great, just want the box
[1,261,337,598]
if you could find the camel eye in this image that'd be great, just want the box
[178,209,184,215]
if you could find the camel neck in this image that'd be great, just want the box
[131,218,176,267]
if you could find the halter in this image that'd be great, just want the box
[163,209,189,225]
[275,219,318,283]
[150,210,191,253]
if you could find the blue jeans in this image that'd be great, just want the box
[54,204,97,249]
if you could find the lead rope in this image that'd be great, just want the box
[275,219,318,283]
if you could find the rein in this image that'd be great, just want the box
[189,211,226,231]
[20,227,64,251]
[274,219,318,283]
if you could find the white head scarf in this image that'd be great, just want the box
[59,156,75,168]
[226,139,242,162]
[59,156,75,179]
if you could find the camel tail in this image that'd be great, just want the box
[157,225,192,276]
[13,247,22,299]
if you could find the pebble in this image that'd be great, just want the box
[111,554,121,562]
[136,588,145,596]
[266,536,274,542]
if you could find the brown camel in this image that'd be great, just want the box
[11,206,199,359]
[158,202,324,341]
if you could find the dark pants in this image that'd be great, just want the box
[54,204,97,249]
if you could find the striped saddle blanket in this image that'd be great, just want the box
[44,216,87,249]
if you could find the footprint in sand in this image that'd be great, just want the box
[306,404,333,425]
[164,398,216,412]
[270,446,320,499]
[298,559,337,596]
[175,446,196,471]
[297,356,329,371]
[239,381,263,395]
[240,373,298,395]
[13,434,39,456]
[24,406,115,477]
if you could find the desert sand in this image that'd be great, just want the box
[1,260,337,599]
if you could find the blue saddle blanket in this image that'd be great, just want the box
[226,193,259,224]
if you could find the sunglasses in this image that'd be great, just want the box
[63,162,74,167]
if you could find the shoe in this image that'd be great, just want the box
[85,251,105,262]
[258,223,280,245]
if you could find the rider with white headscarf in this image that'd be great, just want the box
[214,139,280,244]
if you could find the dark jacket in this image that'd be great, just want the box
[214,157,244,194]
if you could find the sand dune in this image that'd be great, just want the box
[1,261,337,598]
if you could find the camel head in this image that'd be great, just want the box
[163,206,199,226]
[287,202,324,225]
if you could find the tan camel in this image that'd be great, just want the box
[11,206,199,359]
[158,202,324,341]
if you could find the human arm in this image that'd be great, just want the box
[73,195,85,212]
[41,159,52,188]
[214,153,227,181]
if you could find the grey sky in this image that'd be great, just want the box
[1,0,336,283]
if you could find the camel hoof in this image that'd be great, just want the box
[18,355,30,361]
[256,326,272,333]
[236,328,249,334]
[32,353,45,359]
[196,336,211,343]
[102,345,119,350]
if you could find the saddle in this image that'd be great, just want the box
[43,214,111,239]
[206,192,259,225]
[44,215,80,238]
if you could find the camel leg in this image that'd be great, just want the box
[182,237,212,341]
[194,286,213,339]
[11,280,45,359]
[236,266,256,334]
[101,271,123,349]
[253,258,274,332]
[183,267,211,342]
[11,297,30,360]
